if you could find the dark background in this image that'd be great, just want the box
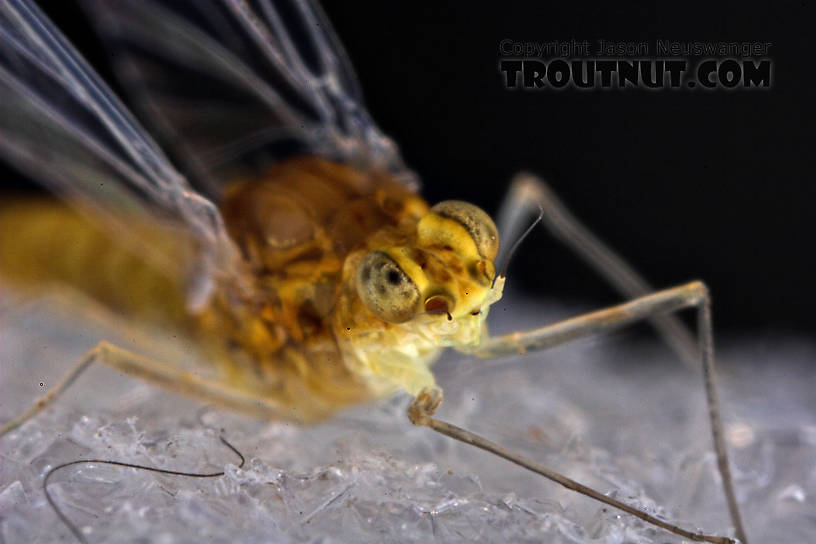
[7,1,814,333]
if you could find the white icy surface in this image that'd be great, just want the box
[1,290,814,543]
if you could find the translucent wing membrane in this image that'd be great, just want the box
[81,0,415,197]
[0,0,240,307]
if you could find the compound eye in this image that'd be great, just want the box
[429,201,499,260]
[356,251,421,323]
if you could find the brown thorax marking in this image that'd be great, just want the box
[207,157,428,365]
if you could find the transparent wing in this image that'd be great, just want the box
[0,0,242,308]
[81,0,417,198]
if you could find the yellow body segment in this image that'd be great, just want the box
[0,199,190,325]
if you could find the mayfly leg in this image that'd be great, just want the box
[495,173,747,542]
[496,172,700,368]
[0,341,289,438]
[409,281,746,544]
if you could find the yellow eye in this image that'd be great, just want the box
[427,201,499,260]
[356,251,421,323]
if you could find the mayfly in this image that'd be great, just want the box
[0,1,747,542]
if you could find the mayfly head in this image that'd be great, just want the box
[354,201,504,344]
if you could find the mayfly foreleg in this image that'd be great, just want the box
[410,281,748,544]
[0,341,288,438]
[496,172,699,368]
[409,389,734,544]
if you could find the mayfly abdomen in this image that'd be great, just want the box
[0,200,190,326]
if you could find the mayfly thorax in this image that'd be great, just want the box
[0,1,748,543]
[191,156,503,421]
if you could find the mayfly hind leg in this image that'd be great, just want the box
[496,172,700,368]
[0,340,290,438]
[409,281,747,544]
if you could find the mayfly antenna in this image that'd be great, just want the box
[496,203,544,285]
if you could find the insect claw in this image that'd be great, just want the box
[407,387,444,426]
